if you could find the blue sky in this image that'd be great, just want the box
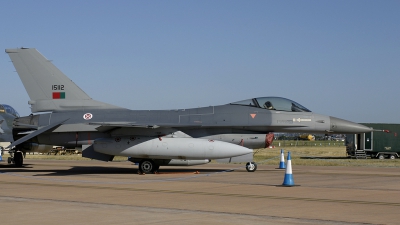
[1,1,399,123]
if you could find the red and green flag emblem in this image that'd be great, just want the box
[52,92,65,99]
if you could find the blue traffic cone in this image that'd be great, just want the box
[278,149,286,169]
[282,152,295,186]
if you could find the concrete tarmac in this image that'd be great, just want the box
[0,159,399,225]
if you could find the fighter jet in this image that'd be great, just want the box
[5,48,372,172]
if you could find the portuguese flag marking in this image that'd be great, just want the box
[52,92,66,99]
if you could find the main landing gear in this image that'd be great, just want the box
[8,150,24,167]
[138,159,159,174]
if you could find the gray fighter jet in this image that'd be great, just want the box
[5,48,372,172]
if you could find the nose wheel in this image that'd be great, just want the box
[246,161,257,172]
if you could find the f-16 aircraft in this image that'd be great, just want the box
[5,48,372,173]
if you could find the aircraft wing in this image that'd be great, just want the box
[89,122,161,132]
[89,122,202,132]
[89,122,160,129]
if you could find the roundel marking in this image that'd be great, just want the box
[83,113,93,120]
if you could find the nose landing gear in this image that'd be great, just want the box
[246,161,257,172]
[138,159,160,174]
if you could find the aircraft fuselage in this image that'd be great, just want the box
[14,104,370,149]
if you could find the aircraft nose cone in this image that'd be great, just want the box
[329,116,372,133]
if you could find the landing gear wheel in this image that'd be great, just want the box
[246,162,257,172]
[378,154,385,160]
[389,155,396,160]
[139,160,157,174]
[14,151,23,167]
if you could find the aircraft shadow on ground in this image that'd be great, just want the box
[0,164,229,176]
[0,164,34,169]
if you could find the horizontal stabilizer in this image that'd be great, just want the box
[7,118,69,149]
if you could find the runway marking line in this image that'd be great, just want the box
[155,171,200,175]
[2,181,400,207]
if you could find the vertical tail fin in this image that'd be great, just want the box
[6,48,121,113]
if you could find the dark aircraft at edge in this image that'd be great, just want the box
[4,48,372,173]
[0,104,19,143]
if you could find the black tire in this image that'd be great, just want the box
[139,160,156,174]
[389,155,396,160]
[378,154,385,160]
[14,152,23,167]
[246,162,257,172]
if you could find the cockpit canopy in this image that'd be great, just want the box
[0,104,20,117]
[230,97,311,112]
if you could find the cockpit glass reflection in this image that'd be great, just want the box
[0,104,20,117]
[230,97,311,112]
